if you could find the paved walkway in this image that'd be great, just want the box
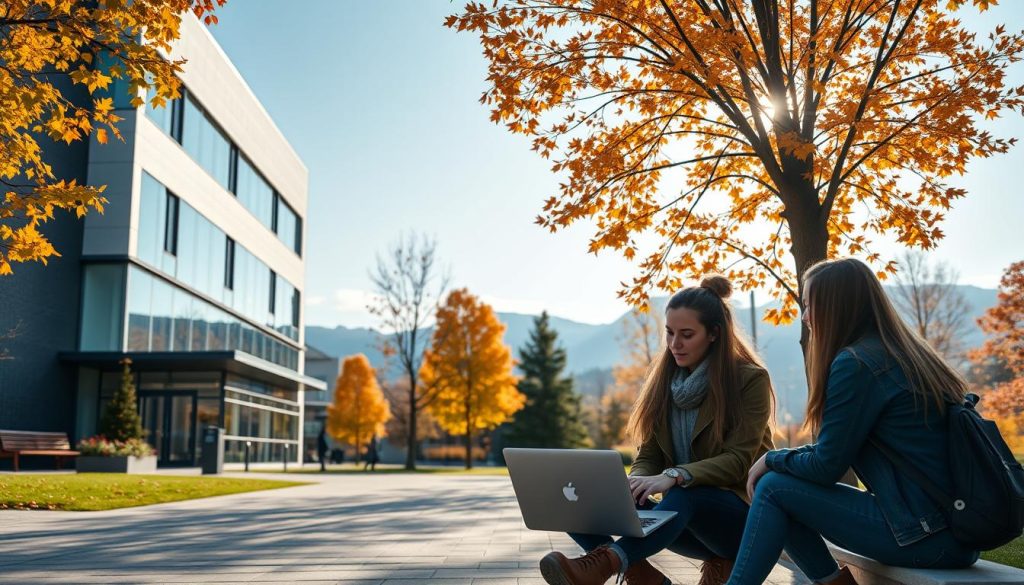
[0,472,809,584]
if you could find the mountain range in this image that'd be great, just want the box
[305,285,997,421]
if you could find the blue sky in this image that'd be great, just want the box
[205,1,1024,329]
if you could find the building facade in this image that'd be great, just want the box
[0,16,324,468]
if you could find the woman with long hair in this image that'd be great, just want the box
[539,276,775,585]
[727,258,980,585]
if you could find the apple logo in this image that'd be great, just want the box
[562,482,579,502]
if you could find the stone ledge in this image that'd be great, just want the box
[829,545,1024,585]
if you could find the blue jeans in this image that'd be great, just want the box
[726,472,980,584]
[569,486,749,565]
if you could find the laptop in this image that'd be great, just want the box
[504,448,677,537]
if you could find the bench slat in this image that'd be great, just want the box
[0,430,74,453]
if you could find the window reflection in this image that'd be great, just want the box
[126,265,299,370]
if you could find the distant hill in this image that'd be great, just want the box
[305,285,997,421]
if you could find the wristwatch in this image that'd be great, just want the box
[659,467,684,485]
[662,467,689,486]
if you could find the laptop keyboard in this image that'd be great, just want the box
[639,517,659,528]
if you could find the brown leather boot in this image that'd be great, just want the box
[821,566,858,585]
[624,558,670,585]
[539,546,622,585]
[697,556,733,585]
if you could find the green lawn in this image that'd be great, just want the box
[0,474,308,511]
[983,536,1024,569]
[291,463,511,475]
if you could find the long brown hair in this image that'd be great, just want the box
[626,275,770,451]
[803,258,969,433]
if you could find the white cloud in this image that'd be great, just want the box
[330,288,380,313]
[477,294,551,316]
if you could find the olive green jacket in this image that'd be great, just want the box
[629,363,775,503]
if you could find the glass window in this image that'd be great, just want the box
[182,95,231,190]
[208,306,228,351]
[144,85,179,137]
[164,193,179,255]
[190,300,209,352]
[137,173,167,267]
[275,195,300,254]
[224,238,235,290]
[127,268,153,351]
[150,274,173,351]
[172,287,192,351]
[235,155,274,228]
[197,399,221,430]
[268,271,276,318]
[194,214,212,296]
[80,264,125,351]
[176,204,196,290]
[124,265,300,370]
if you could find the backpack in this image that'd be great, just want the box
[870,393,1024,550]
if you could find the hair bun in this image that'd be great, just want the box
[700,274,733,300]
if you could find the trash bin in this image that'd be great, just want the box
[200,426,224,475]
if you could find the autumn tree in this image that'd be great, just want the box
[448,1,1024,353]
[502,312,590,453]
[612,302,663,395]
[972,261,1024,452]
[891,251,971,363]
[382,376,441,451]
[369,232,448,470]
[0,0,225,275]
[420,289,524,468]
[326,354,392,461]
[598,390,631,449]
[597,302,663,447]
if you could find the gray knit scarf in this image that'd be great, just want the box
[669,360,710,465]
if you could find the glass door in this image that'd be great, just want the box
[139,392,197,466]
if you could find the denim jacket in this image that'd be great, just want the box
[765,335,952,546]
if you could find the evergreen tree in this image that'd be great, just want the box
[502,312,590,453]
[99,358,145,442]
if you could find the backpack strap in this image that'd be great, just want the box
[867,435,956,511]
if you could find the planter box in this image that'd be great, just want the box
[76,455,157,474]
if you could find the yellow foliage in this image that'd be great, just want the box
[326,354,391,459]
[448,1,1024,320]
[421,289,525,439]
[0,0,225,275]
[991,414,1024,457]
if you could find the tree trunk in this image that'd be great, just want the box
[785,194,858,486]
[465,391,473,470]
[405,375,417,471]
[785,194,829,359]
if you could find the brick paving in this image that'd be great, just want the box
[0,471,809,584]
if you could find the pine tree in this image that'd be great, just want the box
[99,358,145,442]
[502,312,590,453]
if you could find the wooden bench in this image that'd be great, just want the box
[0,430,80,472]
[830,545,1024,585]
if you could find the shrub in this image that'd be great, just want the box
[77,436,155,457]
[98,358,145,442]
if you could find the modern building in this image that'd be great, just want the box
[0,15,325,468]
[302,345,341,461]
